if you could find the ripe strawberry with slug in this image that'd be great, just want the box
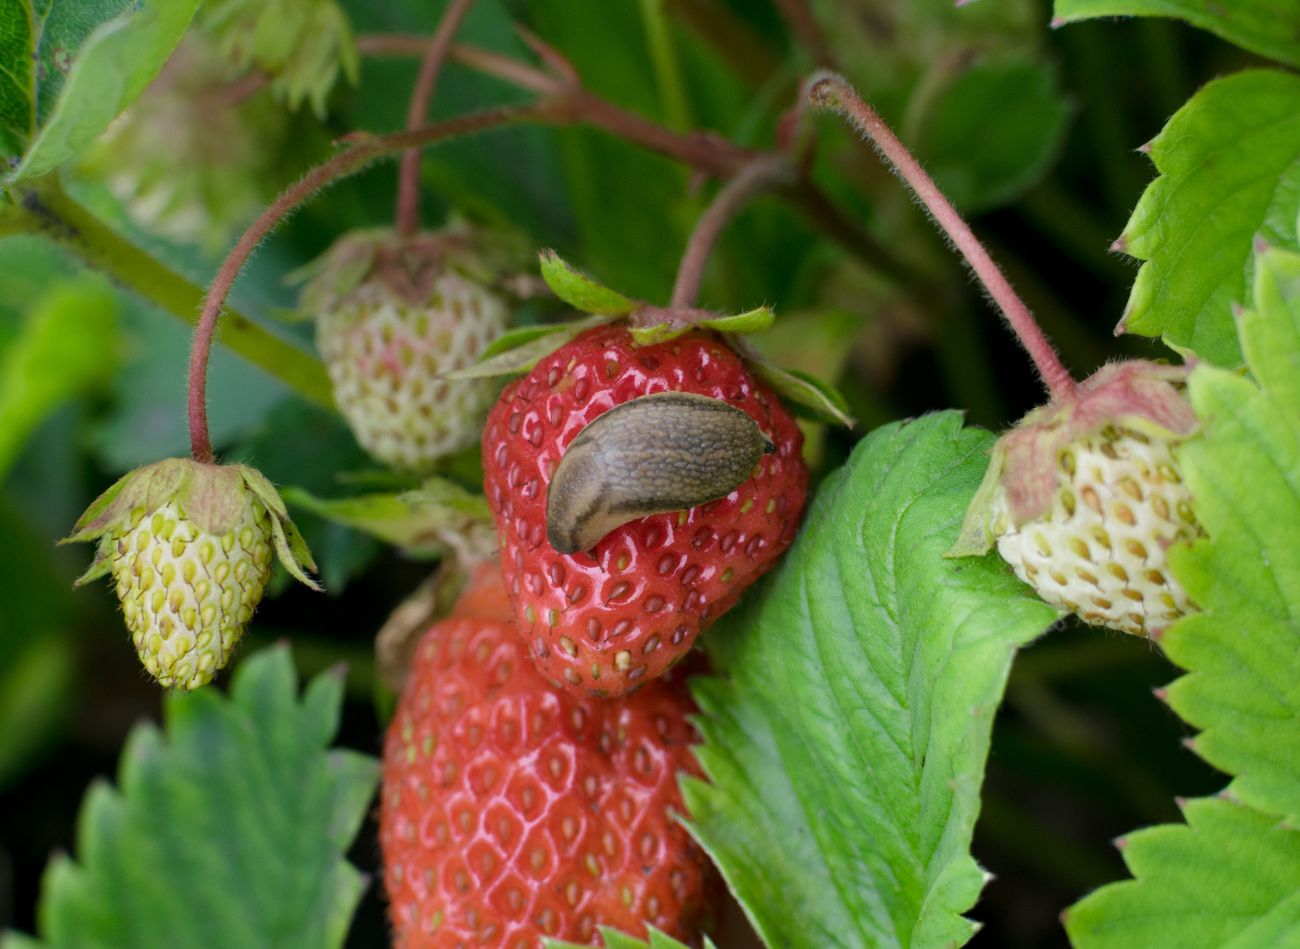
[808,73,1203,638]
[475,152,854,697]
[380,562,718,947]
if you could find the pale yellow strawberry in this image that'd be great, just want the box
[952,360,1204,638]
[299,228,511,473]
[67,458,318,689]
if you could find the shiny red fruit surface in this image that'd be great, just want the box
[482,325,807,696]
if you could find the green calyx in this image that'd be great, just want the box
[200,0,359,116]
[948,360,1198,557]
[65,457,319,591]
[293,225,531,320]
[448,250,854,426]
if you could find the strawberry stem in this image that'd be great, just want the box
[394,0,477,237]
[671,155,790,309]
[188,103,553,464]
[806,71,1077,402]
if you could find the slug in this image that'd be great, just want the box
[546,391,775,555]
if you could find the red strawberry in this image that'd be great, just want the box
[380,564,717,948]
[481,324,807,696]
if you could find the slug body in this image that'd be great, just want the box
[546,391,775,555]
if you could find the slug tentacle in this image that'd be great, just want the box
[545,391,775,555]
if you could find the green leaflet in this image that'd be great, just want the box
[1053,0,1300,69]
[684,413,1059,948]
[1066,798,1300,948]
[1065,245,1300,945]
[4,0,203,182]
[7,647,379,949]
[547,928,714,949]
[1115,69,1300,366]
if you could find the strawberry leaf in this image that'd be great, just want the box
[1064,245,1300,945]
[547,928,716,949]
[684,413,1059,948]
[3,0,203,183]
[1066,797,1300,948]
[8,646,379,949]
[1114,69,1300,366]
[1053,0,1300,69]
[539,250,638,316]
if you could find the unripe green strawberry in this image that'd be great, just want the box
[201,0,358,115]
[952,361,1202,638]
[66,458,319,689]
[299,229,510,473]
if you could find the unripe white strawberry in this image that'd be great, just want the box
[66,458,319,689]
[952,361,1203,637]
[299,228,510,473]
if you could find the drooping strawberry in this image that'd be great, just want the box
[808,73,1203,638]
[65,457,318,689]
[299,228,510,473]
[481,323,807,697]
[950,361,1202,636]
[380,563,717,948]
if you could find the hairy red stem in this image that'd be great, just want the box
[187,103,552,463]
[395,0,477,236]
[671,155,790,308]
[807,72,1077,402]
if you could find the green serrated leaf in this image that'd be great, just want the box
[539,250,638,316]
[1063,245,1300,947]
[282,479,492,557]
[1241,243,1300,410]
[1065,797,1300,948]
[1053,0,1300,69]
[8,0,203,182]
[14,646,379,949]
[1117,69,1300,366]
[1161,275,1300,824]
[0,276,117,480]
[684,413,1058,949]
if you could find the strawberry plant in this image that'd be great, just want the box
[0,1,1296,948]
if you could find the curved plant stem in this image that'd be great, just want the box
[808,71,1077,402]
[7,177,334,408]
[188,103,553,463]
[356,34,917,284]
[395,0,477,237]
[671,155,790,308]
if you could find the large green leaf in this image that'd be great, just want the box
[9,646,379,949]
[0,276,117,479]
[1065,244,1300,945]
[2,0,201,182]
[1053,0,1300,69]
[1162,246,1300,825]
[683,413,1059,948]
[1114,69,1300,366]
